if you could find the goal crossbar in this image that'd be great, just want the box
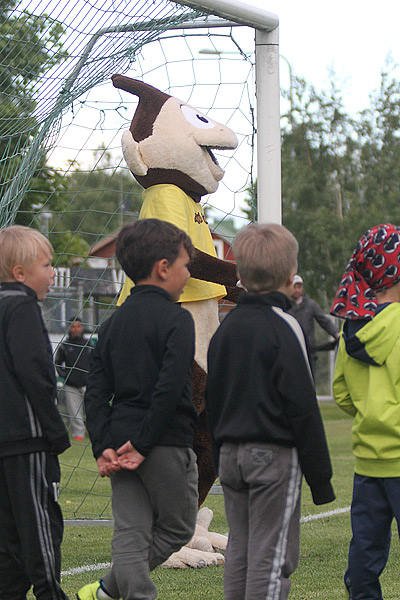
[173,0,279,32]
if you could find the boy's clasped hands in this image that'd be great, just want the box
[97,442,145,477]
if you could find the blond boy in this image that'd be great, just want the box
[206,223,335,600]
[0,225,70,600]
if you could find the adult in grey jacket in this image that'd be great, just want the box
[55,318,92,441]
[289,275,339,376]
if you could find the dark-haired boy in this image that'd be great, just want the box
[78,218,199,600]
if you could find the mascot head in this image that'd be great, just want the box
[112,74,238,202]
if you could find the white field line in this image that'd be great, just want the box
[62,562,112,576]
[300,505,350,523]
[61,506,351,577]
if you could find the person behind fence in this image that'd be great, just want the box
[55,317,92,441]
[77,218,199,600]
[205,222,335,600]
[331,223,400,600]
[289,274,340,377]
[0,225,71,600]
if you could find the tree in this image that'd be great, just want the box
[280,74,359,308]
[55,149,144,248]
[0,0,71,249]
[242,64,400,309]
[356,57,400,226]
[0,0,66,187]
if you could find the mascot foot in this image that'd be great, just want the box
[161,547,224,569]
[161,507,227,568]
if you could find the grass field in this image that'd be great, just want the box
[29,402,400,599]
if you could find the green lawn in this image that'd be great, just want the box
[28,403,400,598]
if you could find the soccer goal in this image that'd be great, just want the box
[0,0,280,519]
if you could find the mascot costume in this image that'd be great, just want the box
[112,74,242,568]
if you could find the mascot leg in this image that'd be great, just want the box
[183,298,219,373]
[191,361,217,506]
[183,298,220,505]
[162,299,227,568]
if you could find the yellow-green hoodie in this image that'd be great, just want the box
[333,302,400,477]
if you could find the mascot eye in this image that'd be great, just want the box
[181,105,215,129]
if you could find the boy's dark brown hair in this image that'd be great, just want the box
[116,218,194,283]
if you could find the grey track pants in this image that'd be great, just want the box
[63,385,85,439]
[102,446,198,600]
[219,442,302,600]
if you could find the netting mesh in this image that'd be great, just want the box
[0,0,256,519]
[1,0,206,222]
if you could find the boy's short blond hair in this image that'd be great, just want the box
[233,223,298,293]
[0,225,53,282]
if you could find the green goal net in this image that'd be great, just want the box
[0,0,258,519]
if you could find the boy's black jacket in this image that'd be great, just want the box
[206,291,335,506]
[85,285,197,459]
[0,282,70,457]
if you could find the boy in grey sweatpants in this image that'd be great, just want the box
[206,223,336,600]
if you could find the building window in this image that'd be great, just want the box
[213,239,224,259]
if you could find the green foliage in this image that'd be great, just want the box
[0,0,66,99]
[51,232,91,268]
[356,58,400,224]
[12,163,90,266]
[0,0,66,141]
[12,149,143,266]
[0,0,67,226]
[242,181,257,222]
[15,164,68,227]
[243,61,400,310]
[280,74,361,308]
[56,150,144,248]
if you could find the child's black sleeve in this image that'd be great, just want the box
[133,309,195,455]
[84,338,115,459]
[7,300,70,454]
[274,323,335,505]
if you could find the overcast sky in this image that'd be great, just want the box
[242,0,400,115]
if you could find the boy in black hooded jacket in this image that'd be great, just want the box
[0,225,70,600]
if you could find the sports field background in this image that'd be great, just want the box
[29,402,400,599]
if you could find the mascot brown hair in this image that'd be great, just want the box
[112,74,242,567]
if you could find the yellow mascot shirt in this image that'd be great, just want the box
[117,184,227,305]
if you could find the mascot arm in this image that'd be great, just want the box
[190,249,244,303]
[190,248,238,287]
[224,285,244,304]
